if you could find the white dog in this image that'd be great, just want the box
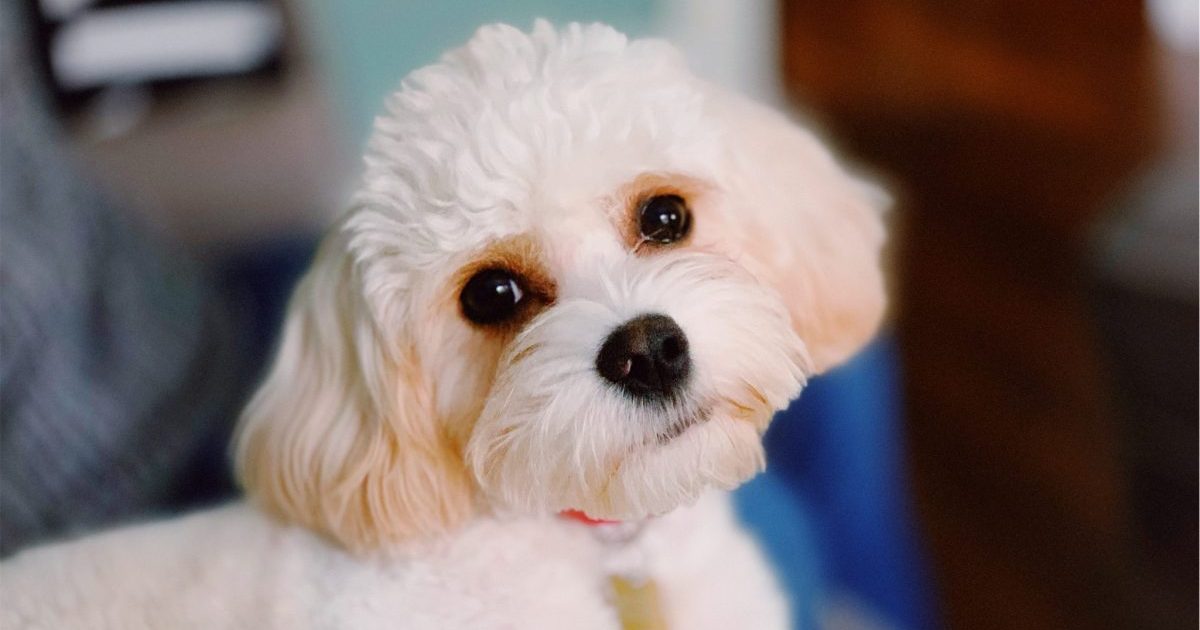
[1,21,887,629]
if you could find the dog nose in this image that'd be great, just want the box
[595,313,691,399]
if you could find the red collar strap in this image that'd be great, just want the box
[559,509,620,526]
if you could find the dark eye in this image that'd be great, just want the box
[460,268,525,325]
[638,194,691,244]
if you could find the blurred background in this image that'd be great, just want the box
[1,1,1195,629]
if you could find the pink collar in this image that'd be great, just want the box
[558,509,620,526]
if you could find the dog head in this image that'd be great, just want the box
[235,21,887,551]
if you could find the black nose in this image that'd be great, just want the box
[595,313,691,400]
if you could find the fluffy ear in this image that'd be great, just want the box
[711,90,889,373]
[234,234,472,552]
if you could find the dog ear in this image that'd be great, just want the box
[709,90,889,374]
[234,233,472,552]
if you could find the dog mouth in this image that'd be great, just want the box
[654,405,711,445]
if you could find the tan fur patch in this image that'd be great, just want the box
[453,234,558,333]
[610,172,715,252]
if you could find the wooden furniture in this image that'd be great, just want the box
[778,2,1196,628]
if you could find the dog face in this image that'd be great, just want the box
[236,22,887,551]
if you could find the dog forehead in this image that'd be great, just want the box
[351,22,721,267]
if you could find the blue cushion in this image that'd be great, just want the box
[736,336,937,630]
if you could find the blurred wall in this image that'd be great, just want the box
[296,0,656,148]
[66,0,787,253]
[295,0,785,146]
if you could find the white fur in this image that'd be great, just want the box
[2,494,785,630]
[1,21,887,629]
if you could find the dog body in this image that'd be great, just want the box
[2,21,886,628]
[2,493,786,629]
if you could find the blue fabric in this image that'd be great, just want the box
[736,336,937,629]
[734,470,826,629]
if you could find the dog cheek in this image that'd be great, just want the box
[663,261,810,421]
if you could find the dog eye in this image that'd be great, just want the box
[638,195,691,244]
[461,268,525,325]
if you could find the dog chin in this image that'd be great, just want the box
[469,385,773,522]
[590,412,768,519]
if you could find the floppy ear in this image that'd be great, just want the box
[711,90,889,374]
[234,233,472,552]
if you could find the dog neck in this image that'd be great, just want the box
[557,509,650,569]
[558,510,666,629]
